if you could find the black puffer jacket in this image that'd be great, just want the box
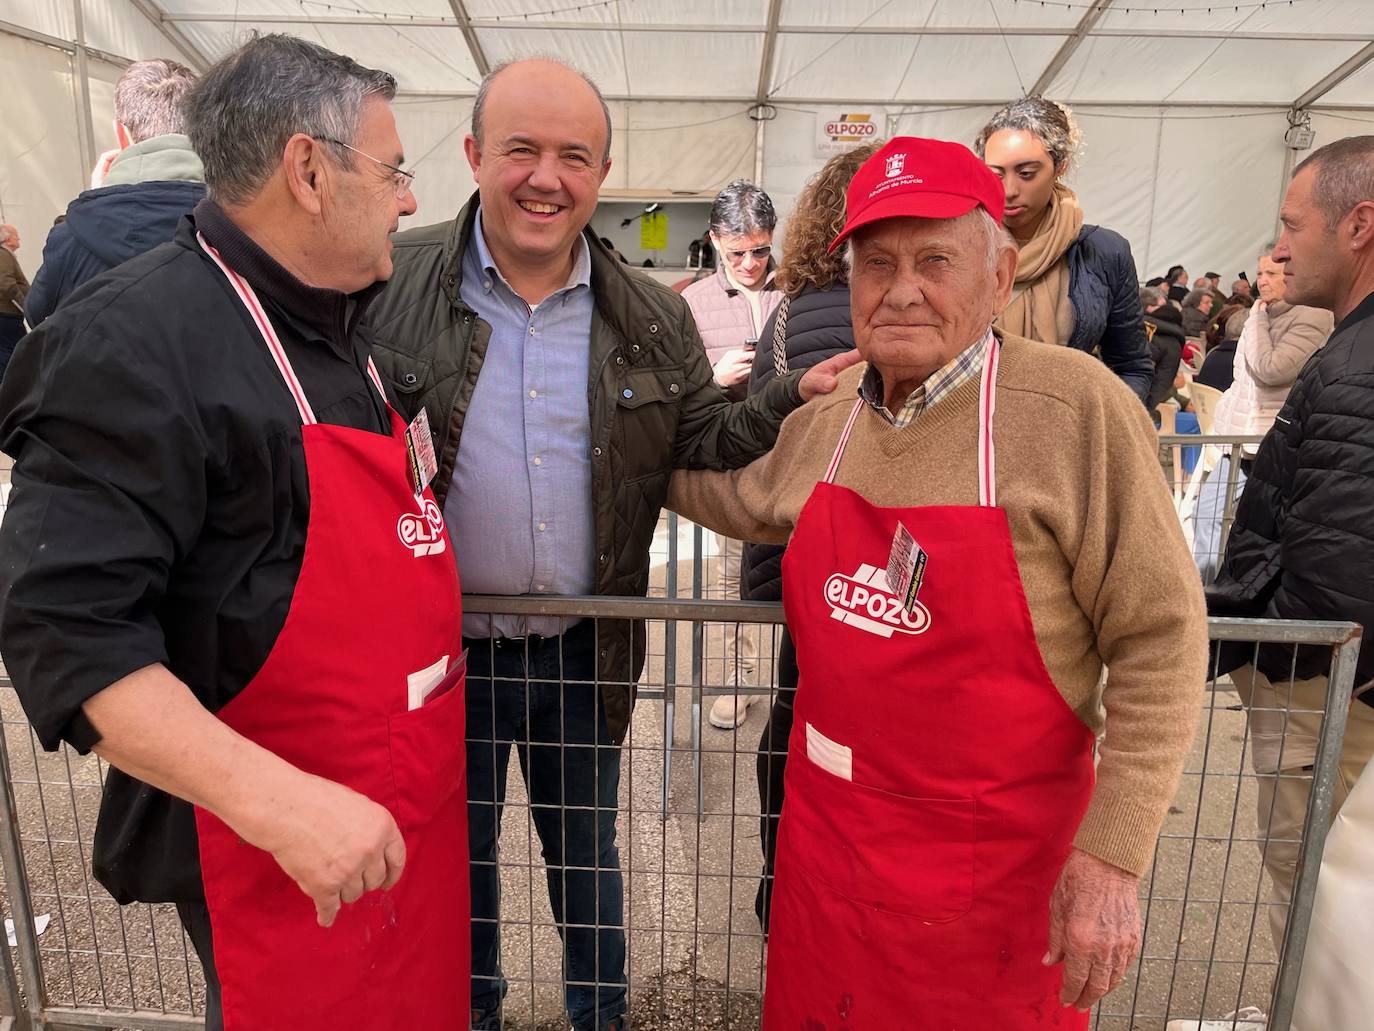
[1207,290,1374,701]
[1144,312,1185,409]
[1066,225,1155,401]
[740,283,855,602]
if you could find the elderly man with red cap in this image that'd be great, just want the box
[670,137,1207,1026]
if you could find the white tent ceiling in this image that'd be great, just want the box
[2,0,1373,288]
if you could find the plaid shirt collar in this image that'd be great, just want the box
[859,329,993,428]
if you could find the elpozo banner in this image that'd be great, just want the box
[816,110,880,156]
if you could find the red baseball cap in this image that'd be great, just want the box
[829,136,1006,253]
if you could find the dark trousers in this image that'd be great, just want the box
[754,627,799,935]
[177,901,224,1031]
[465,621,627,1031]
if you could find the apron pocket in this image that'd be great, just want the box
[786,752,975,923]
[387,666,466,831]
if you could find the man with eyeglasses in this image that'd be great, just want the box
[683,180,784,403]
[0,35,465,1030]
[366,57,855,1031]
[680,181,784,729]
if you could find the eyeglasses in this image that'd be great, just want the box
[316,137,416,199]
[724,245,771,263]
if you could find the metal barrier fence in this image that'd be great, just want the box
[0,589,1360,1031]
[1157,434,1265,587]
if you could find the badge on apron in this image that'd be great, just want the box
[405,408,439,497]
[886,521,929,614]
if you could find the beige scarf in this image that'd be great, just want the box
[995,182,1084,348]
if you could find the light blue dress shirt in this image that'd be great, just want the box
[446,210,596,638]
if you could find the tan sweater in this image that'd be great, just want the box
[668,333,1207,877]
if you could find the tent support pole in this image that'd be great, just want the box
[1031,0,1116,96]
[71,0,97,182]
[446,0,490,78]
[1274,144,1299,243]
[125,0,212,72]
[754,116,765,185]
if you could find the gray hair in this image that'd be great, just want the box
[709,180,777,239]
[472,57,612,164]
[843,208,1013,273]
[975,95,1082,173]
[1225,308,1249,339]
[1294,135,1374,231]
[185,34,396,206]
[1139,285,1164,309]
[115,59,197,143]
[1182,288,1210,310]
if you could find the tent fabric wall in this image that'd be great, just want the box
[0,34,110,268]
[1,0,1372,295]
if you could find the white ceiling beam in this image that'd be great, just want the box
[0,18,131,66]
[394,88,1374,113]
[755,0,782,103]
[125,0,211,72]
[152,16,1374,44]
[1032,0,1115,96]
[446,0,490,77]
[1291,39,1374,110]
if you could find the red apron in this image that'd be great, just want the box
[766,338,1096,1029]
[191,235,469,1029]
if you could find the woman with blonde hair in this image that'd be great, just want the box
[741,139,879,932]
[976,97,1153,400]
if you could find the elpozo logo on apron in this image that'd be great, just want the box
[397,498,447,558]
[824,562,931,638]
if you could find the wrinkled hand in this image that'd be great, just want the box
[712,349,755,388]
[246,772,406,928]
[1043,848,1141,1011]
[798,349,864,401]
[1256,299,1269,314]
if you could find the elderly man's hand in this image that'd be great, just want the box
[798,350,864,401]
[1043,848,1141,1012]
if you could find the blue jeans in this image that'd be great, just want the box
[1175,411,1201,476]
[464,621,626,1031]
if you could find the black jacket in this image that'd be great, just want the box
[741,283,855,603]
[25,179,206,328]
[0,203,392,903]
[1153,302,1184,326]
[1196,339,1238,393]
[1145,313,1186,409]
[1066,225,1154,401]
[1207,290,1374,701]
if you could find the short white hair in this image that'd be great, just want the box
[843,208,1014,272]
[0,225,14,245]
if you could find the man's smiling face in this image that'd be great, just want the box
[464,60,611,274]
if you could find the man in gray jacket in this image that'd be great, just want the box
[366,57,853,1031]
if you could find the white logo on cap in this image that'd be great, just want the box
[885,153,906,178]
